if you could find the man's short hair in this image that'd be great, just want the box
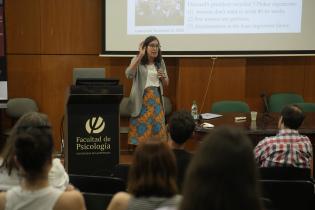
[281,104,305,129]
[169,110,195,145]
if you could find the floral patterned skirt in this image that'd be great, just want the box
[128,87,167,145]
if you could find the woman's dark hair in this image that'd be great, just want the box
[140,35,162,67]
[15,124,53,180]
[128,140,178,197]
[0,112,53,177]
[180,126,263,210]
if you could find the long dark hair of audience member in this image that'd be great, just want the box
[107,140,180,210]
[180,126,263,210]
[128,141,178,197]
[15,124,53,182]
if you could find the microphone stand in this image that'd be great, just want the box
[260,93,273,122]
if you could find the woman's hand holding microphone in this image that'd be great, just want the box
[157,69,166,80]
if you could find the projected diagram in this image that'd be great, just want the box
[135,0,184,26]
[128,0,302,35]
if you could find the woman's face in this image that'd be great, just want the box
[146,39,160,59]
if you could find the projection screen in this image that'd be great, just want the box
[102,0,315,57]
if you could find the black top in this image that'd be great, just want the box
[172,149,192,192]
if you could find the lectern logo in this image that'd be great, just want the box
[85,116,105,134]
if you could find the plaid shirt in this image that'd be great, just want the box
[255,129,313,168]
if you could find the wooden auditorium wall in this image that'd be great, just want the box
[5,0,315,149]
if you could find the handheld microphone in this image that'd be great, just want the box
[156,62,163,80]
[260,92,274,121]
[155,62,161,70]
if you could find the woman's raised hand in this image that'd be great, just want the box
[138,41,146,58]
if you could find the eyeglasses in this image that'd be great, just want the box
[148,44,161,49]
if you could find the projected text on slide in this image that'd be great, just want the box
[127,0,302,35]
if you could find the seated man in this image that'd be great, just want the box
[255,104,313,169]
[168,110,195,192]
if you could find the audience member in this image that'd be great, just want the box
[255,105,313,168]
[0,112,85,210]
[0,112,69,191]
[168,110,195,192]
[180,126,263,210]
[107,140,181,210]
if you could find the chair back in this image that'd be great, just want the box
[6,98,39,119]
[295,102,315,112]
[72,67,105,85]
[163,96,172,117]
[260,197,276,210]
[119,97,131,134]
[112,164,130,183]
[260,180,314,210]
[69,174,126,194]
[119,97,131,117]
[211,100,250,113]
[83,192,113,210]
[268,93,304,112]
[259,167,311,181]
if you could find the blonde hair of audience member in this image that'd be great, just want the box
[180,126,263,210]
[0,112,69,191]
[0,112,85,210]
[107,140,178,210]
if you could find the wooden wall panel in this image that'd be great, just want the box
[41,0,101,54]
[7,55,42,103]
[5,0,41,54]
[163,58,178,109]
[177,58,246,113]
[304,57,315,102]
[246,57,308,111]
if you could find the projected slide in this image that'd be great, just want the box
[128,0,302,34]
[103,0,315,56]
